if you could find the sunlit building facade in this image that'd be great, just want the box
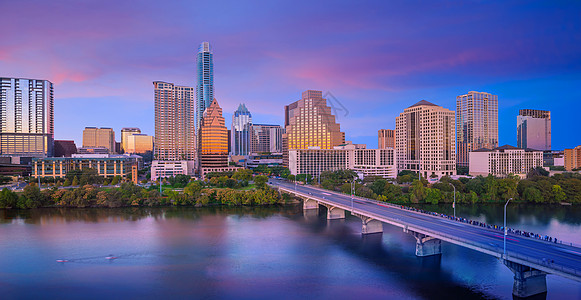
[0,77,54,157]
[199,99,229,168]
[517,109,551,151]
[396,100,456,178]
[82,127,116,154]
[230,103,252,155]
[456,91,498,167]
[121,127,140,153]
[153,81,196,161]
[126,134,154,154]
[378,129,395,149]
[283,90,345,166]
[196,42,214,133]
[564,146,581,171]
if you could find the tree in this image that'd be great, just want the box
[410,180,426,202]
[22,185,43,208]
[110,176,120,185]
[0,188,18,208]
[72,176,79,187]
[370,178,387,196]
[184,181,203,198]
[63,178,71,187]
[523,186,543,203]
[232,169,253,181]
[425,188,442,204]
[254,175,268,189]
[287,174,295,182]
[552,185,567,203]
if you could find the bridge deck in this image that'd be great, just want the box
[271,179,581,282]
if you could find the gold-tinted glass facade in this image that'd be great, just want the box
[283,90,345,165]
[83,127,115,153]
[199,99,228,168]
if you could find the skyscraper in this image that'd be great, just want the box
[378,129,395,149]
[0,77,54,157]
[196,41,214,133]
[121,127,141,153]
[396,100,456,178]
[199,99,228,168]
[517,109,551,150]
[153,81,196,161]
[126,134,154,154]
[82,127,115,153]
[231,103,252,155]
[250,124,283,153]
[456,91,498,167]
[283,90,345,166]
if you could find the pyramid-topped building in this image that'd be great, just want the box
[199,99,229,169]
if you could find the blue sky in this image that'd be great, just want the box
[1,0,579,149]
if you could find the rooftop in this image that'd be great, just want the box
[408,100,438,108]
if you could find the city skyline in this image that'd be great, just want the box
[1,1,580,150]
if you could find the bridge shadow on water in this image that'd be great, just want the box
[293,209,509,300]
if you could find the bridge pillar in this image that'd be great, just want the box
[351,213,383,234]
[504,260,547,299]
[324,205,345,220]
[303,198,319,210]
[405,229,442,257]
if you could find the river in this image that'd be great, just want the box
[0,204,580,299]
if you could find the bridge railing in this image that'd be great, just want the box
[276,182,581,250]
[277,184,581,279]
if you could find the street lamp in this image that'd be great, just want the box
[448,182,456,218]
[503,198,512,259]
[351,175,357,211]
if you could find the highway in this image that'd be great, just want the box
[269,179,581,282]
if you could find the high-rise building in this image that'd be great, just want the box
[0,77,54,157]
[283,90,345,166]
[126,134,154,154]
[456,91,498,167]
[378,129,395,149]
[396,100,456,178]
[82,127,115,153]
[121,127,141,153]
[199,99,228,169]
[250,124,283,153]
[564,146,581,171]
[196,42,214,133]
[517,109,551,150]
[153,81,196,161]
[231,103,252,155]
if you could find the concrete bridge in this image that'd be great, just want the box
[270,179,581,298]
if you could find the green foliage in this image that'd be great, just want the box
[72,176,79,187]
[287,174,295,182]
[110,176,120,185]
[232,169,253,181]
[552,185,566,203]
[0,188,18,208]
[295,174,313,184]
[425,188,442,204]
[410,180,426,202]
[254,175,269,189]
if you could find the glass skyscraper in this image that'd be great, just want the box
[196,42,214,133]
[517,109,551,151]
[0,77,54,157]
[456,91,498,167]
[230,103,252,155]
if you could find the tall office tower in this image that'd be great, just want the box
[121,127,141,153]
[456,91,498,167]
[153,81,196,161]
[283,90,345,166]
[0,77,54,157]
[250,124,283,153]
[395,100,456,178]
[82,127,116,153]
[230,103,252,155]
[564,146,581,171]
[378,129,395,149]
[199,99,228,168]
[517,109,551,150]
[196,41,214,133]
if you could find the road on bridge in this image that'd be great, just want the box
[269,179,581,282]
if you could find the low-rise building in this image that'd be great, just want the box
[289,144,396,179]
[564,146,581,171]
[32,156,136,179]
[151,160,196,181]
[469,145,543,178]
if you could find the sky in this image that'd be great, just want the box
[1,0,580,150]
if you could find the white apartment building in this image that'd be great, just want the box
[396,100,456,178]
[469,145,543,178]
[288,144,396,179]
